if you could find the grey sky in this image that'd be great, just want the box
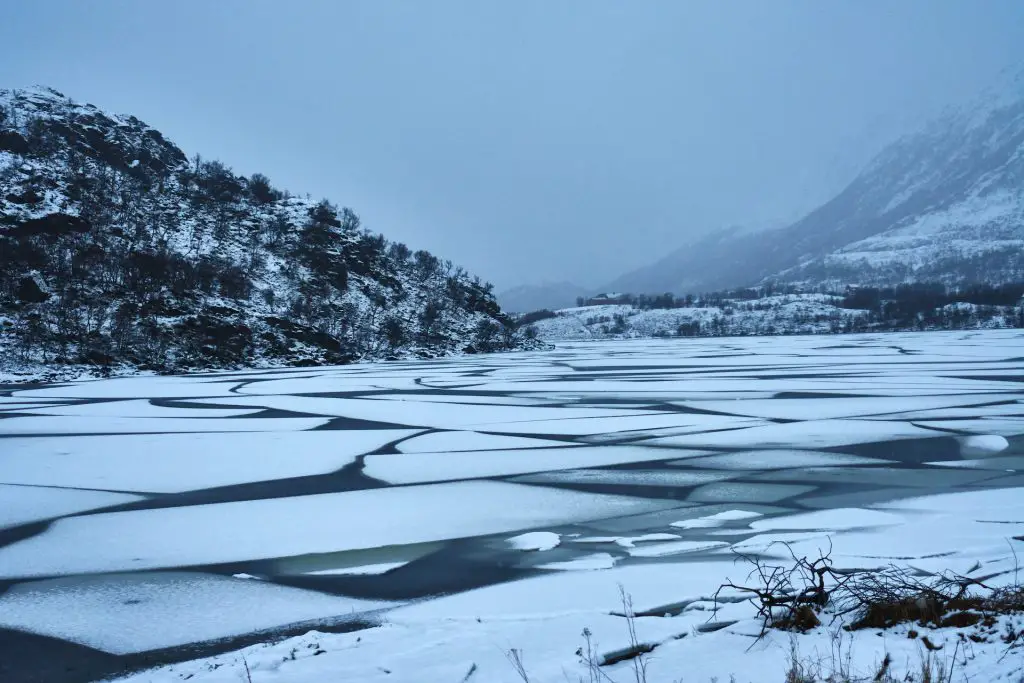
[2,1,1023,290]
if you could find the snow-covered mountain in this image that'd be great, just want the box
[608,66,1024,295]
[0,87,533,378]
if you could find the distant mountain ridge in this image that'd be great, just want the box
[0,87,534,378]
[496,281,590,313]
[607,66,1024,295]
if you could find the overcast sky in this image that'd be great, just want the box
[2,1,1023,290]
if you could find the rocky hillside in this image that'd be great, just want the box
[608,67,1024,295]
[0,87,531,378]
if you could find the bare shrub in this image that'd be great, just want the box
[714,539,1018,639]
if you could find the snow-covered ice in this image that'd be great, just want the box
[0,484,143,528]
[1,330,1023,682]
[957,433,1011,456]
[506,531,561,551]
[0,572,392,654]
[624,539,729,557]
[670,509,763,529]
[0,430,419,493]
[0,481,674,578]
[363,446,712,484]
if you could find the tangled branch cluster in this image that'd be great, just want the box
[714,540,1004,638]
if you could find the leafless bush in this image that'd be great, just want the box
[714,539,1019,638]
[713,540,853,636]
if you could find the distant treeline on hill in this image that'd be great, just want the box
[517,282,1024,338]
[569,282,1024,314]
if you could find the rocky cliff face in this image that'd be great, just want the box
[0,87,530,377]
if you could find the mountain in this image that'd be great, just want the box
[0,87,533,378]
[607,67,1024,295]
[497,281,590,313]
[604,225,754,295]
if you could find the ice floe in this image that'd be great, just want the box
[0,484,143,528]
[506,531,560,551]
[957,433,1010,456]
[0,481,674,578]
[364,446,712,484]
[0,415,330,436]
[0,572,392,654]
[670,509,763,529]
[0,430,418,493]
[394,430,574,453]
[3,329,1024,682]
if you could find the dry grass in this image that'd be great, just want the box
[783,635,962,683]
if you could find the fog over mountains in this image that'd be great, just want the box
[499,66,1024,312]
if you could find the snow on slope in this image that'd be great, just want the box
[0,86,534,381]
[607,64,1024,295]
[531,294,869,340]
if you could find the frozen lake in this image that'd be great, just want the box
[1,330,1023,682]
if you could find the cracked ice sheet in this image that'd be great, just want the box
[391,562,733,620]
[0,430,419,493]
[395,430,575,453]
[0,484,144,528]
[678,394,1016,420]
[211,395,662,429]
[364,446,713,484]
[878,486,1024,518]
[0,416,330,436]
[367,394,557,406]
[4,399,264,419]
[735,488,1024,575]
[913,417,1024,436]
[10,377,244,400]
[670,510,763,529]
[747,508,903,531]
[869,403,1024,420]
[0,481,676,579]
[0,401,77,411]
[0,572,393,654]
[626,540,729,557]
[234,376,429,395]
[305,562,408,576]
[956,434,1010,456]
[675,450,887,470]
[643,419,938,449]
[507,531,560,551]
[536,553,618,570]
[471,414,765,437]
[512,468,732,488]
[929,455,1024,470]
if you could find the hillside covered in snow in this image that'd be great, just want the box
[0,87,534,379]
[526,286,1024,341]
[607,67,1024,295]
